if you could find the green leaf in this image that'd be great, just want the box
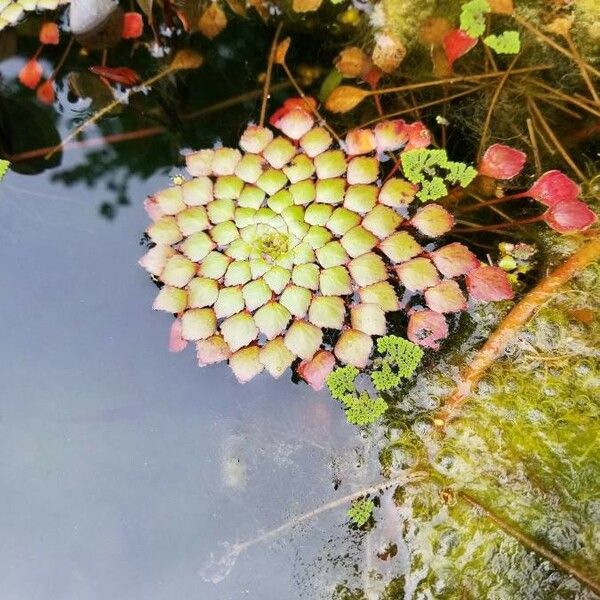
[326,365,359,401]
[483,30,522,54]
[347,498,374,526]
[319,68,344,103]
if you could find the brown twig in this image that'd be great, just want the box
[526,118,542,176]
[527,79,600,118]
[356,84,490,129]
[564,32,600,106]
[527,97,586,181]
[368,65,552,98]
[513,13,600,79]
[435,236,600,427]
[258,21,284,127]
[478,54,520,159]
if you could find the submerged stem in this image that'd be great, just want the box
[459,492,600,596]
[231,471,423,554]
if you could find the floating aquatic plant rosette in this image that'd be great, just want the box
[139,100,567,390]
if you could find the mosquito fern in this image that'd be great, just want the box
[483,31,521,54]
[444,161,478,188]
[326,365,359,400]
[460,0,490,38]
[348,498,374,526]
[371,336,424,391]
[0,159,10,182]
[401,149,476,201]
[371,361,403,392]
[344,392,388,425]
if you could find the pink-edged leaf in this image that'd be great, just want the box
[527,170,581,207]
[229,345,264,383]
[478,144,527,179]
[144,197,164,221]
[542,199,597,233]
[168,318,188,352]
[430,242,479,278]
[411,204,454,237]
[284,320,323,360]
[403,122,432,151]
[443,29,478,68]
[407,310,449,350]
[334,329,373,368]
[271,107,314,140]
[466,265,514,301]
[374,120,408,153]
[350,303,387,336]
[395,257,440,291]
[239,125,274,153]
[424,280,467,313]
[139,245,175,276]
[197,335,231,366]
[259,337,295,378]
[297,350,336,391]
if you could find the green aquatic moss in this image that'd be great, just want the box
[371,260,600,598]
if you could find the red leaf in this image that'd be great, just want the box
[36,80,55,104]
[407,309,448,350]
[168,319,188,352]
[122,12,144,39]
[430,242,479,278]
[466,265,514,301]
[478,144,527,179]
[403,121,432,151]
[443,29,478,68]
[89,66,141,86]
[19,59,43,89]
[527,170,581,207]
[542,199,597,233]
[297,350,336,391]
[39,22,60,45]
